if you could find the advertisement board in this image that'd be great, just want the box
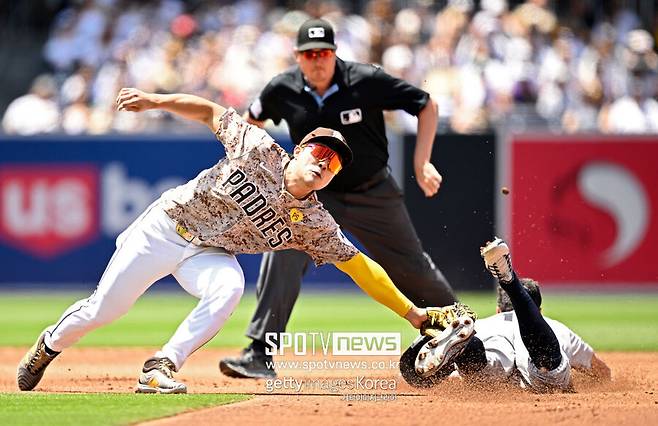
[0,136,348,287]
[507,135,658,286]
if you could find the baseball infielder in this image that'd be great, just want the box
[17,88,463,393]
[401,238,611,392]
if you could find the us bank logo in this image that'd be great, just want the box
[0,165,99,258]
[0,163,183,258]
[510,138,658,283]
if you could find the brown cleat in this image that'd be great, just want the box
[17,332,59,391]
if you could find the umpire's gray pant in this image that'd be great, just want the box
[246,173,456,343]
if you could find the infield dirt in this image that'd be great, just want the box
[1,348,657,425]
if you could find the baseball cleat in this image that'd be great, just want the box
[481,237,514,283]
[414,315,476,378]
[17,331,60,391]
[400,334,452,388]
[135,357,187,394]
[219,347,276,379]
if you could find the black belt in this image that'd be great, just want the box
[349,167,390,192]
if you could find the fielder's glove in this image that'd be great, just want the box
[420,302,477,337]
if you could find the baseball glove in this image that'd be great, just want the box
[420,302,477,337]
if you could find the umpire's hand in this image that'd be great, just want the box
[415,162,442,197]
[116,88,156,112]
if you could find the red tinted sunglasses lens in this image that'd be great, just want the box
[327,155,342,174]
[302,49,332,60]
[306,144,343,174]
[308,144,333,159]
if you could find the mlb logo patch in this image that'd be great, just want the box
[308,27,325,38]
[340,108,362,125]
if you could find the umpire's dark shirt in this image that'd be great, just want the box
[248,58,430,191]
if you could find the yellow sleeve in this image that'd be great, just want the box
[334,253,413,317]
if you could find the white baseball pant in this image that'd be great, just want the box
[43,201,244,370]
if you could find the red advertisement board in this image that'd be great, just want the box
[0,165,99,259]
[509,135,658,286]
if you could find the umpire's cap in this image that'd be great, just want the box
[300,127,352,167]
[296,18,337,51]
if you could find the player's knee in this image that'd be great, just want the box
[207,266,244,304]
[231,270,245,299]
[203,271,244,326]
[224,272,245,302]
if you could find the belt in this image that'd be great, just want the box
[349,167,390,192]
[175,223,206,246]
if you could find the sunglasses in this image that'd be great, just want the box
[303,143,343,175]
[299,49,334,60]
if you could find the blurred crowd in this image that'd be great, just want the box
[2,0,658,136]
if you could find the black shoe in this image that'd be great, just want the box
[219,346,276,379]
[17,332,60,391]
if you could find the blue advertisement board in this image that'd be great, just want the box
[0,136,349,288]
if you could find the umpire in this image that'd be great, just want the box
[220,18,457,379]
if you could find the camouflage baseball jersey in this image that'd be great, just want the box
[159,108,359,265]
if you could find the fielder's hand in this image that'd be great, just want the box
[116,88,156,112]
[420,302,477,337]
[404,306,428,329]
[415,162,442,197]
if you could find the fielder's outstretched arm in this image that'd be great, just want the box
[116,88,226,131]
[335,253,427,328]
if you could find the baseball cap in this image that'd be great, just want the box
[296,18,337,51]
[300,127,352,167]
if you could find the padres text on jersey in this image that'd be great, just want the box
[159,109,358,265]
[223,169,292,248]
